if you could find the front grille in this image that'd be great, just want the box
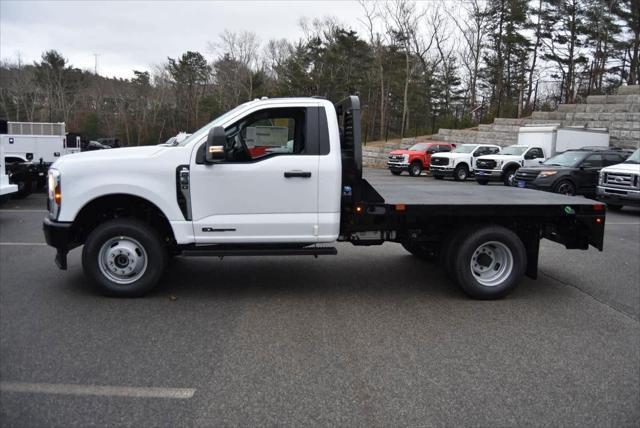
[603,172,637,189]
[476,159,497,169]
[430,157,449,166]
[388,155,404,162]
[515,170,540,182]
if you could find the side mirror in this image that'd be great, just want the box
[538,160,544,164]
[205,126,227,163]
[580,162,592,169]
[427,148,436,154]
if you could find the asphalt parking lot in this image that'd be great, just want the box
[1,168,639,427]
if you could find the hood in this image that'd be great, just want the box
[431,152,469,160]
[478,154,521,162]
[389,149,423,155]
[52,146,169,168]
[601,162,640,174]
[519,164,574,172]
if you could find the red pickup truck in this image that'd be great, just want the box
[388,142,456,176]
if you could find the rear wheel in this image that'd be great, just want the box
[477,179,489,185]
[453,164,469,181]
[82,218,168,297]
[390,170,402,176]
[503,167,518,186]
[450,226,526,299]
[408,161,423,177]
[553,180,576,196]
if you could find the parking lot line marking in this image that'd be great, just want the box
[0,382,196,399]
[0,209,47,213]
[0,242,47,246]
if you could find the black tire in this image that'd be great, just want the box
[402,242,438,261]
[453,164,469,181]
[440,226,475,280]
[503,167,518,186]
[14,179,32,199]
[476,179,489,185]
[408,161,423,177]
[390,170,402,176]
[607,204,623,211]
[433,175,444,180]
[553,179,576,196]
[82,218,168,297]
[450,225,526,300]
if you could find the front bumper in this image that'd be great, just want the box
[387,161,409,171]
[474,169,503,181]
[43,217,74,270]
[597,186,640,207]
[429,165,454,176]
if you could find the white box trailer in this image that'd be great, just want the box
[517,124,609,157]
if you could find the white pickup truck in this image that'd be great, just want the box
[429,144,502,181]
[475,145,548,186]
[43,96,607,299]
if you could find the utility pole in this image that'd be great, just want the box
[93,53,100,75]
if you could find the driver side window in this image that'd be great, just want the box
[224,108,305,162]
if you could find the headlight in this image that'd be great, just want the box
[450,158,454,166]
[47,169,61,219]
[539,170,558,178]
[598,172,604,185]
[403,154,409,163]
[498,160,503,167]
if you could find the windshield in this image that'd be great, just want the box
[624,149,640,164]
[453,144,477,154]
[175,102,253,146]
[544,151,587,167]
[409,143,430,151]
[502,146,528,156]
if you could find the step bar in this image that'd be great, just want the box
[181,245,338,258]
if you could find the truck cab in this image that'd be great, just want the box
[387,142,455,177]
[429,144,501,181]
[475,145,547,186]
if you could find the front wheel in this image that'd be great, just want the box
[408,161,423,177]
[553,180,576,196]
[450,225,526,299]
[453,164,469,181]
[503,168,518,186]
[82,218,168,297]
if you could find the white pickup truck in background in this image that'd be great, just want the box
[597,149,640,210]
[429,144,502,181]
[475,145,548,186]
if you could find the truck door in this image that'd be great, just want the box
[576,153,604,192]
[523,147,544,167]
[189,107,320,244]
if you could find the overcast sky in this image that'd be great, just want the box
[0,0,365,79]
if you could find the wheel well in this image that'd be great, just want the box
[456,162,469,170]
[503,163,520,172]
[71,194,176,247]
[411,159,422,166]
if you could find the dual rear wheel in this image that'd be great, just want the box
[403,225,527,299]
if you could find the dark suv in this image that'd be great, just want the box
[514,148,632,196]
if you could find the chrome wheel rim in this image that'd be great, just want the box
[98,236,148,285]
[458,169,466,180]
[412,165,421,175]
[507,172,516,186]
[470,241,513,287]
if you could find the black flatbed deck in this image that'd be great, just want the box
[370,181,599,207]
